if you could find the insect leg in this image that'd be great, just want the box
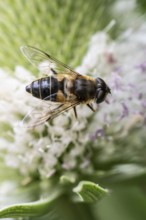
[73,106,78,118]
[43,93,58,101]
[51,68,58,75]
[47,102,79,121]
[87,103,95,112]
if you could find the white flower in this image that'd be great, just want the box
[0,23,146,179]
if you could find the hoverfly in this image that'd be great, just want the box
[20,46,111,127]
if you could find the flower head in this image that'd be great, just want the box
[0,24,146,183]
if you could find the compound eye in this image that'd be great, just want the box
[96,90,105,103]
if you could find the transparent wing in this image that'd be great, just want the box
[20,45,80,77]
[22,101,79,128]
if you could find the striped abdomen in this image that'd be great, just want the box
[26,76,59,101]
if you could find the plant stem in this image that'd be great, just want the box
[55,194,97,220]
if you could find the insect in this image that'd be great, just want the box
[20,46,111,127]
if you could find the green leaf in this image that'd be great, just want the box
[73,181,108,203]
[0,188,62,218]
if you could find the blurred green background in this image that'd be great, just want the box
[0,0,116,71]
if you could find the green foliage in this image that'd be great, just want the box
[137,0,146,13]
[0,188,61,218]
[0,0,115,71]
[73,181,108,203]
[0,180,108,218]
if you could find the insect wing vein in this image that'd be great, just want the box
[20,46,80,77]
[22,101,79,128]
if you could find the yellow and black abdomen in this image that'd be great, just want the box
[26,76,59,101]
